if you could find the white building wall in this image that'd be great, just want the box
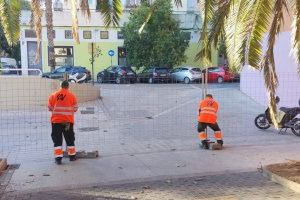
[241,31,300,108]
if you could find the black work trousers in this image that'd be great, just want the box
[51,123,75,148]
[197,122,221,133]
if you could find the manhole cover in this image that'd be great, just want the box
[81,110,95,114]
[78,127,99,132]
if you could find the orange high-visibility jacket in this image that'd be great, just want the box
[198,97,219,124]
[48,88,78,124]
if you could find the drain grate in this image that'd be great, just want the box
[78,127,99,132]
[81,110,95,114]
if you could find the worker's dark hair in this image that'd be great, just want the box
[206,94,213,98]
[275,96,280,103]
[61,80,69,89]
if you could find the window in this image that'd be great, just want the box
[182,68,189,71]
[117,31,124,39]
[83,31,92,39]
[50,46,74,66]
[55,67,67,73]
[65,30,73,39]
[100,31,109,39]
[25,30,37,38]
[171,68,182,73]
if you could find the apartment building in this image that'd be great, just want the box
[20,0,214,74]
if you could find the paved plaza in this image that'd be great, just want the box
[1,83,300,199]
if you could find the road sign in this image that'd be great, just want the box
[108,50,115,57]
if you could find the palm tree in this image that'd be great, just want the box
[0,0,21,46]
[195,0,300,128]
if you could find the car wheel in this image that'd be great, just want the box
[116,76,121,84]
[184,77,190,84]
[69,79,76,83]
[97,76,103,83]
[217,76,224,83]
[148,77,153,84]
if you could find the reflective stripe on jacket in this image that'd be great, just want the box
[48,88,78,123]
[198,98,219,124]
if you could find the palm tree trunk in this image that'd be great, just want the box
[45,0,55,71]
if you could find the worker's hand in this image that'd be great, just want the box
[48,106,53,111]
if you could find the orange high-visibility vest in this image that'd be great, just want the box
[48,88,78,124]
[198,97,219,124]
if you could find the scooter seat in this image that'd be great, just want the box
[279,107,290,113]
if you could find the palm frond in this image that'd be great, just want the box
[208,0,231,47]
[174,0,182,7]
[0,0,21,45]
[245,0,273,69]
[292,0,300,75]
[97,0,122,27]
[31,0,43,61]
[80,0,91,20]
[261,0,288,129]
[70,0,80,43]
[195,0,216,66]
[224,0,254,71]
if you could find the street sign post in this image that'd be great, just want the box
[108,50,115,66]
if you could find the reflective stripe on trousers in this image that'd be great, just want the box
[198,132,207,140]
[67,146,76,156]
[214,131,223,140]
[54,146,63,158]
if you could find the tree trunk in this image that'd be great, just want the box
[45,0,55,71]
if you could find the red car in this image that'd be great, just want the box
[202,66,237,83]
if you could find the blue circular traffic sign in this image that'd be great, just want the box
[108,50,115,57]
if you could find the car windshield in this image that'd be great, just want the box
[192,68,201,72]
[155,68,169,73]
[120,66,133,72]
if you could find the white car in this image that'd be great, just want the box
[170,67,202,84]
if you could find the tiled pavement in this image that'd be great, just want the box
[2,171,300,200]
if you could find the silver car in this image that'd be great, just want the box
[170,67,202,84]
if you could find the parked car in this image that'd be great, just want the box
[0,57,17,68]
[202,66,236,83]
[0,63,19,75]
[42,66,91,83]
[97,65,137,84]
[137,67,171,83]
[170,67,202,84]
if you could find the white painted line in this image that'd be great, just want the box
[189,84,201,90]
[152,97,200,119]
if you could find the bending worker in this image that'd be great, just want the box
[48,80,78,164]
[198,94,223,149]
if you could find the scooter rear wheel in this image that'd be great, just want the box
[291,119,300,136]
[255,114,271,129]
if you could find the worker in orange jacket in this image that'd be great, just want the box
[198,94,223,149]
[48,80,78,164]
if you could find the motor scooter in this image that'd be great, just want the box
[254,99,300,136]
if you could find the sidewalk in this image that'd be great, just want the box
[3,171,300,199]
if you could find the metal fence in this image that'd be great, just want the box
[0,71,299,163]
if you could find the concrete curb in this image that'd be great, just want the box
[0,158,7,174]
[263,167,300,193]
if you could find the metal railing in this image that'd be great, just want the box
[0,68,43,76]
